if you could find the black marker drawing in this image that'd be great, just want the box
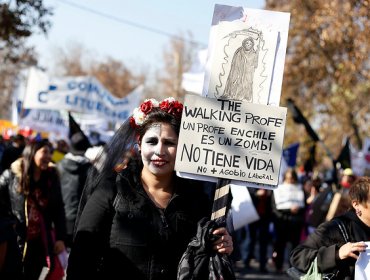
[222,37,259,101]
[211,27,272,104]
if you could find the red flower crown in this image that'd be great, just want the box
[129,97,183,129]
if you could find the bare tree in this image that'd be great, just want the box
[0,0,52,63]
[53,44,146,99]
[0,0,52,119]
[157,31,199,102]
[266,0,370,157]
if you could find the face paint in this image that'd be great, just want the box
[140,123,178,178]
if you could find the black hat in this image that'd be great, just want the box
[69,112,92,155]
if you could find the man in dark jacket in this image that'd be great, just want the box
[57,132,92,249]
[0,134,25,173]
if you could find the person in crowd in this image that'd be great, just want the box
[340,168,357,190]
[57,132,92,250]
[271,168,306,273]
[306,179,335,230]
[0,139,66,280]
[244,187,273,272]
[52,139,69,163]
[302,174,323,236]
[0,134,26,173]
[326,168,357,221]
[67,97,234,280]
[290,176,370,279]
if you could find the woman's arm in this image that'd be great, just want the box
[290,219,348,273]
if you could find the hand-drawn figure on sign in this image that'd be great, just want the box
[221,36,260,102]
[210,26,272,104]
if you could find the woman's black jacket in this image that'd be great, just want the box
[0,159,67,248]
[290,210,370,280]
[67,168,212,280]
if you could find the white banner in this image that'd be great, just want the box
[23,67,143,123]
[12,70,68,136]
[18,109,68,136]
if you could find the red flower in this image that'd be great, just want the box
[160,99,183,119]
[140,100,154,114]
[159,100,170,111]
[172,101,183,118]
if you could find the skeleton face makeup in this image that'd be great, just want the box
[140,123,178,178]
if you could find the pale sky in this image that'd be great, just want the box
[28,0,265,72]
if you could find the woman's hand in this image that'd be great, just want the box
[54,240,66,255]
[290,205,300,214]
[212,227,233,255]
[339,241,367,260]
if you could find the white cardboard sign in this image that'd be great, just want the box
[207,21,278,105]
[175,95,287,185]
[203,4,291,107]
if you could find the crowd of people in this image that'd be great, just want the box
[232,165,364,276]
[0,97,368,280]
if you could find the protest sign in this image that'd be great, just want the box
[178,5,290,189]
[207,21,278,104]
[175,95,287,185]
[203,4,290,106]
[355,241,370,280]
[273,183,305,210]
[231,185,259,230]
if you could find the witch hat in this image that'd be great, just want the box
[68,112,92,155]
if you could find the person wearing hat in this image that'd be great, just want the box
[52,139,70,163]
[341,168,356,190]
[326,168,357,221]
[57,131,92,250]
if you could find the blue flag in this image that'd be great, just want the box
[283,143,300,167]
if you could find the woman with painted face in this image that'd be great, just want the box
[67,98,233,280]
[0,139,66,280]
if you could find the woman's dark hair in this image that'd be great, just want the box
[137,108,181,142]
[349,176,370,205]
[19,139,52,194]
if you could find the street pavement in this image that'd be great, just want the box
[234,259,292,280]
